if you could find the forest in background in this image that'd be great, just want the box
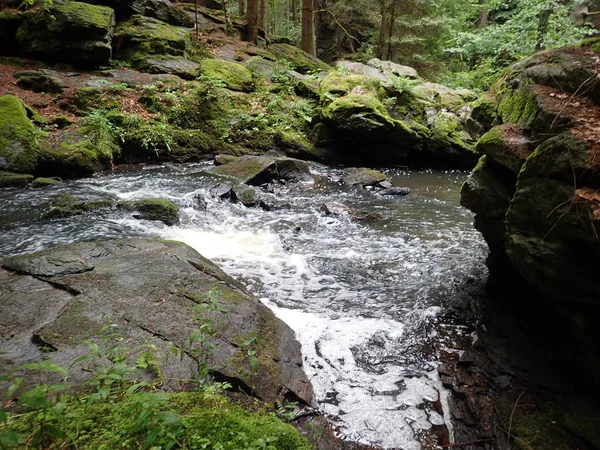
[234,0,600,90]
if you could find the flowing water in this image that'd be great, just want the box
[0,162,488,449]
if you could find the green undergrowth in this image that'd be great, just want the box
[0,290,312,450]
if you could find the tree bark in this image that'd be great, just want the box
[476,0,488,28]
[239,0,246,16]
[291,0,298,21]
[536,8,552,51]
[259,0,268,34]
[301,0,315,56]
[247,0,259,43]
[378,0,397,61]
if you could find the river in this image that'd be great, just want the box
[0,162,488,449]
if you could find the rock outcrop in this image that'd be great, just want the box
[460,44,600,375]
[0,239,314,404]
[313,68,478,168]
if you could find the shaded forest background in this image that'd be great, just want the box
[237,0,600,90]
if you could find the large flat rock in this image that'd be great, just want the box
[0,239,313,404]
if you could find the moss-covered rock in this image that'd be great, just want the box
[321,94,395,132]
[0,11,23,56]
[200,59,254,92]
[119,198,179,225]
[231,184,257,206]
[214,154,239,166]
[0,171,34,188]
[32,176,63,188]
[468,95,499,132]
[411,82,477,112]
[16,1,116,66]
[212,155,311,185]
[42,193,114,219]
[342,167,387,186]
[141,55,199,79]
[267,43,330,74]
[0,94,41,174]
[474,124,532,173]
[13,70,63,94]
[113,15,190,67]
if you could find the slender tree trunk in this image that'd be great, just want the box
[301,0,315,55]
[536,8,552,51]
[378,0,397,61]
[476,0,488,28]
[259,0,268,34]
[239,0,246,16]
[247,0,259,43]
[291,0,298,21]
[222,0,233,35]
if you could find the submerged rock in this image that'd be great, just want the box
[31,176,63,188]
[42,193,114,219]
[320,202,383,223]
[0,239,314,404]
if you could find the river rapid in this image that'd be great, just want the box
[0,162,488,449]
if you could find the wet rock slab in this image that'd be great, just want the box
[0,239,313,405]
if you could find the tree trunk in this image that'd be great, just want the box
[378,0,397,61]
[291,0,298,21]
[239,0,246,16]
[476,0,488,28]
[536,8,552,51]
[259,0,268,34]
[247,0,259,43]
[222,0,233,35]
[301,0,315,56]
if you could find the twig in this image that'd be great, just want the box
[507,392,525,444]
[550,73,597,129]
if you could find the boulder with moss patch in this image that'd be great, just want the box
[267,43,330,74]
[200,59,254,92]
[0,171,34,188]
[460,45,600,381]
[13,70,64,94]
[16,1,116,66]
[212,155,312,185]
[341,167,388,187]
[118,198,179,225]
[42,193,114,219]
[113,15,190,68]
[32,176,63,188]
[0,94,41,175]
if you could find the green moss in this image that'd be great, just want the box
[52,0,114,31]
[200,59,254,92]
[577,36,600,53]
[319,72,382,102]
[497,86,539,127]
[3,391,310,450]
[0,172,34,188]
[268,43,330,74]
[114,15,190,66]
[31,176,63,187]
[470,95,499,129]
[72,87,104,113]
[431,112,472,149]
[15,73,63,94]
[119,198,179,226]
[475,127,502,152]
[42,193,84,219]
[0,94,41,174]
[322,94,393,126]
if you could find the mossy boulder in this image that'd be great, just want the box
[341,167,387,187]
[321,94,396,133]
[200,59,254,92]
[0,171,34,188]
[16,1,116,66]
[39,125,117,177]
[214,154,239,166]
[212,156,312,185]
[0,94,41,175]
[13,70,63,94]
[474,124,532,173]
[411,82,477,112]
[231,184,258,206]
[113,15,190,67]
[267,43,330,74]
[119,198,179,225]
[32,176,63,187]
[141,55,199,79]
[42,193,114,219]
[469,95,499,132]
